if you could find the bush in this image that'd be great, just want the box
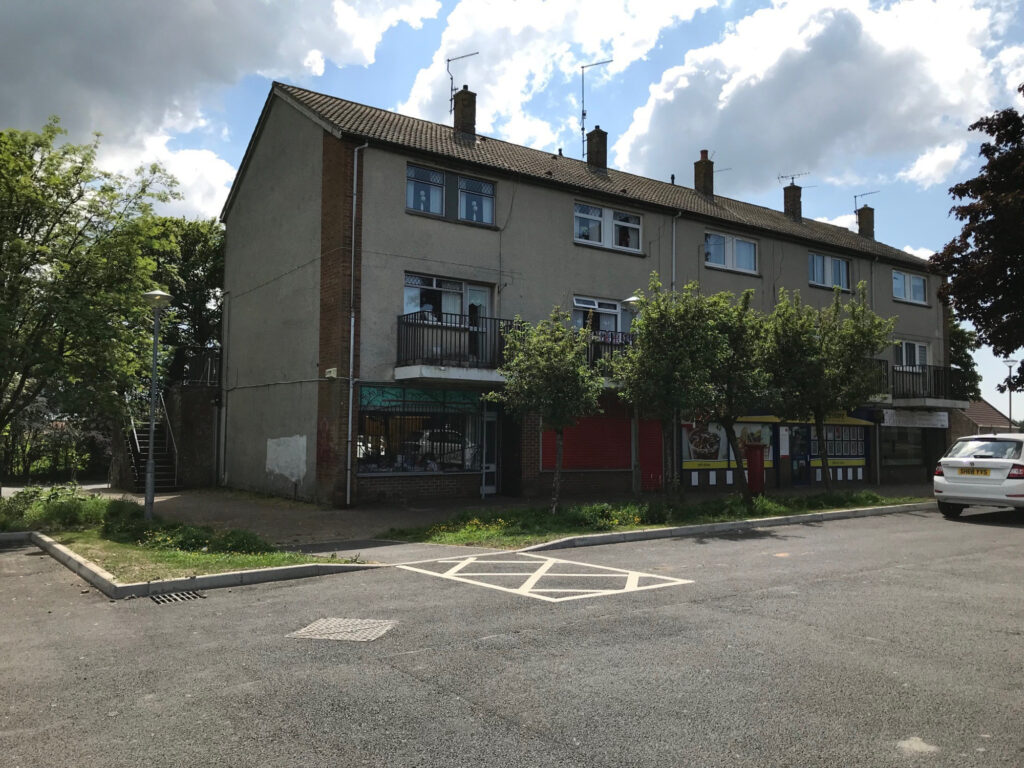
[1,484,107,532]
[100,499,151,542]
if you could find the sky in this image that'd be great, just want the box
[3,0,1023,414]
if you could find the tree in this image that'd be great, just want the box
[932,83,1024,388]
[611,276,721,494]
[0,117,176,437]
[696,290,770,508]
[762,284,893,491]
[948,322,982,401]
[488,309,603,513]
[150,217,225,382]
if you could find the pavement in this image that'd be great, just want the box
[2,504,1022,767]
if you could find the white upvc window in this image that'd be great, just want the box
[809,253,850,290]
[894,340,928,369]
[571,296,634,334]
[573,203,642,252]
[406,165,444,215]
[705,232,757,273]
[403,273,490,322]
[458,176,494,224]
[893,270,927,304]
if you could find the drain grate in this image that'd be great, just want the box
[151,591,206,604]
[288,617,396,642]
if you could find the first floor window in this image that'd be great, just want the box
[705,232,757,273]
[357,386,483,474]
[403,273,491,322]
[572,296,621,332]
[893,270,926,303]
[458,176,494,223]
[406,165,444,214]
[809,253,850,289]
[574,202,642,252]
[894,340,928,368]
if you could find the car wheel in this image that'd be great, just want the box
[937,501,964,518]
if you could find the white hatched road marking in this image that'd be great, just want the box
[397,553,693,602]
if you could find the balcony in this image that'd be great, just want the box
[890,364,968,407]
[586,330,635,366]
[395,311,512,383]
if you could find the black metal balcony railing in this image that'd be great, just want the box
[867,358,890,397]
[891,364,965,400]
[397,312,513,368]
[586,330,635,366]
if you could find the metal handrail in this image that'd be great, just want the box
[159,391,179,487]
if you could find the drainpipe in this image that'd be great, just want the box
[346,141,369,507]
[671,212,682,292]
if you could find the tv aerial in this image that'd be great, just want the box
[854,190,879,211]
[580,58,612,157]
[447,51,479,113]
[778,171,809,185]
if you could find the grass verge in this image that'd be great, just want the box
[384,490,927,549]
[52,528,327,583]
[2,484,343,583]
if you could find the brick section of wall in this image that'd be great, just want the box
[316,133,364,505]
[357,473,482,503]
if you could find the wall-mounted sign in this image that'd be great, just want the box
[881,409,949,429]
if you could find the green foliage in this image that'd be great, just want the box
[488,308,603,512]
[0,117,178,435]
[0,483,105,531]
[761,283,893,490]
[932,83,1024,388]
[384,490,922,547]
[489,308,603,431]
[948,322,982,401]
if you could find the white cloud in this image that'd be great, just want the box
[815,213,857,231]
[995,45,1024,104]
[897,141,967,188]
[99,135,237,219]
[613,0,1010,195]
[902,245,935,260]
[398,0,715,150]
[303,49,326,77]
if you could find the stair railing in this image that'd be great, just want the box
[159,391,179,488]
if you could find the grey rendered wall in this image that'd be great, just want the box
[221,98,323,499]
[357,149,944,380]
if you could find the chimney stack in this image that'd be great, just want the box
[784,183,802,221]
[857,205,874,239]
[453,85,476,135]
[694,149,713,197]
[586,126,607,170]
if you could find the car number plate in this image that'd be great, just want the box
[958,468,991,476]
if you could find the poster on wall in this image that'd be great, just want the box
[682,423,775,468]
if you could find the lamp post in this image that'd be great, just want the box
[143,289,173,520]
[1006,360,1019,433]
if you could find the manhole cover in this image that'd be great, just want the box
[288,617,396,642]
[151,591,206,604]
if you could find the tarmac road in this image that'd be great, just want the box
[2,506,1023,767]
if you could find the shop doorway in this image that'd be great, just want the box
[790,425,812,485]
[481,408,498,496]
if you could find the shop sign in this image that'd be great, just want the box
[810,458,866,467]
[682,422,774,469]
[881,409,949,429]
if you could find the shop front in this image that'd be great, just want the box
[879,408,950,483]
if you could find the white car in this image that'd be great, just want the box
[933,433,1024,517]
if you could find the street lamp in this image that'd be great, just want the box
[142,289,173,520]
[1005,360,1019,433]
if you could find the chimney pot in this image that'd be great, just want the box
[694,149,714,197]
[857,205,875,239]
[453,85,476,135]
[784,183,802,221]
[587,125,608,170]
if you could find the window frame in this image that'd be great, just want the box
[403,272,491,323]
[808,252,850,290]
[571,295,633,337]
[457,175,494,224]
[573,202,643,254]
[704,231,758,274]
[894,340,929,370]
[406,164,445,216]
[892,269,927,305]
